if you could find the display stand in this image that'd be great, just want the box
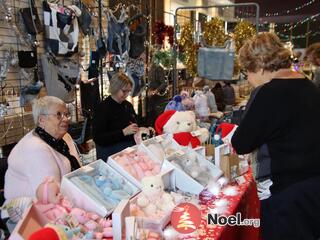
[172,3,260,95]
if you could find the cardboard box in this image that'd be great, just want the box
[9,204,48,240]
[61,160,140,217]
[107,145,163,188]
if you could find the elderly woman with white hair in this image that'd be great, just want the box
[4,96,81,200]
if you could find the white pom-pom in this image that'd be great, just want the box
[207,181,221,196]
[163,226,179,240]
[223,186,239,196]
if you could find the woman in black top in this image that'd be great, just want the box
[231,32,320,240]
[93,72,138,160]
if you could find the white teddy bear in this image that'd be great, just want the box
[155,110,209,148]
[136,175,175,216]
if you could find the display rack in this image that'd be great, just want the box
[172,3,260,95]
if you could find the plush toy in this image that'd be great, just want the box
[114,150,161,180]
[135,175,175,217]
[35,177,113,239]
[164,95,185,111]
[134,127,155,144]
[171,150,212,185]
[155,110,209,148]
[35,176,72,224]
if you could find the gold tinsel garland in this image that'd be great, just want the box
[203,17,227,47]
[233,20,256,53]
[179,23,198,77]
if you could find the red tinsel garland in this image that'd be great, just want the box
[154,21,174,47]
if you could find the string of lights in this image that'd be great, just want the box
[278,31,320,40]
[265,0,315,17]
[235,0,316,18]
[276,13,320,33]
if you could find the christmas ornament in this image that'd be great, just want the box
[203,17,227,47]
[233,20,256,53]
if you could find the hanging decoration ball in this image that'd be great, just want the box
[178,23,198,77]
[203,17,227,47]
[233,20,256,53]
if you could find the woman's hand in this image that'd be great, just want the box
[210,111,224,119]
[123,123,139,136]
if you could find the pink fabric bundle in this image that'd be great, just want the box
[114,150,161,180]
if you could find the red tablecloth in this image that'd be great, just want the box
[197,170,260,240]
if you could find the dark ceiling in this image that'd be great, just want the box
[234,0,320,17]
[233,0,320,47]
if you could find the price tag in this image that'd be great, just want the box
[124,147,135,153]
[235,175,246,185]
[191,130,201,137]
[154,135,164,143]
[82,165,94,173]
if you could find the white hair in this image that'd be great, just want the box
[32,96,65,125]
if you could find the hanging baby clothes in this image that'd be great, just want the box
[43,1,80,55]
[41,54,80,103]
[106,7,130,58]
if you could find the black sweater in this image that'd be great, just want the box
[92,96,137,146]
[232,78,320,193]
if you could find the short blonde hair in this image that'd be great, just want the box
[239,32,292,73]
[109,72,133,95]
[32,96,65,125]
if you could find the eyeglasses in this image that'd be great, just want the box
[121,88,132,94]
[42,112,71,121]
